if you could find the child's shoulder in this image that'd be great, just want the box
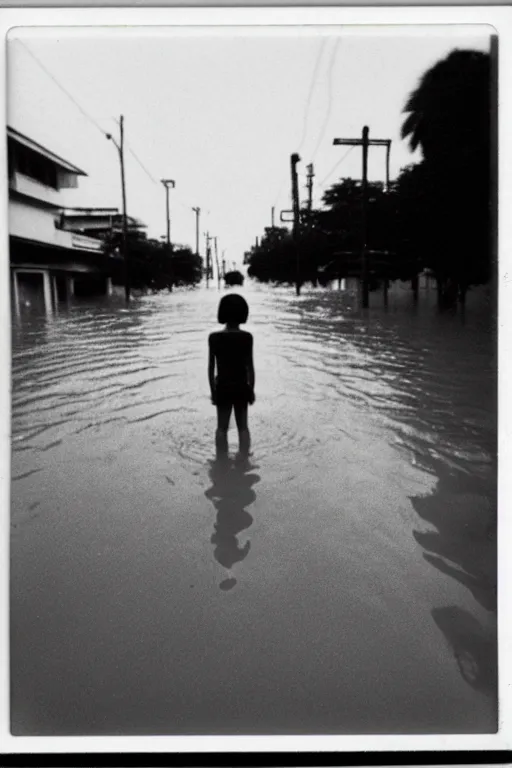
[241,330,253,346]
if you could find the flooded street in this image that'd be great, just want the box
[10,282,497,735]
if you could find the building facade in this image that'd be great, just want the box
[8,127,115,317]
[59,209,146,241]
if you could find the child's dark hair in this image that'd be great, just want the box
[218,294,249,325]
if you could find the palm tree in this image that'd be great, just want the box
[401,49,490,168]
[401,49,492,305]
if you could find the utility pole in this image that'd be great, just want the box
[306,163,314,212]
[291,152,301,296]
[214,236,221,288]
[192,207,201,259]
[222,250,226,279]
[205,232,212,286]
[385,144,391,192]
[106,115,129,302]
[361,127,369,308]
[161,178,175,291]
[305,162,317,285]
[271,206,275,228]
[119,117,128,303]
[333,128,392,308]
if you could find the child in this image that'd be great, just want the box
[208,294,255,458]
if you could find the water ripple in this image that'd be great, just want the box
[11,285,495,487]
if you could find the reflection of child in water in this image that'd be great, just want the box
[205,459,260,591]
[208,294,255,458]
[211,511,252,569]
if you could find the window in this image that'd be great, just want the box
[7,139,15,184]
[11,142,59,189]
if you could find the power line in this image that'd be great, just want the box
[318,145,355,189]
[16,38,207,250]
[272,35,328,210]
[127,144,198,214]
[126,144,159,185]
[297,36,329,154]
[124,150,202,216]
[16,40,167,198]
[311,38,341,161]
[15,38,108,139]
[124,135,201,212]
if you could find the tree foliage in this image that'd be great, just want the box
[104,232,203,291]
[246,47,493,305]
[401,49,490,169]
[401,48,492,300]
[247,178,417,287]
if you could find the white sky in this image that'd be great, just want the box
[7,26,491,267]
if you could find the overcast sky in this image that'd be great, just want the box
[8,26,491,267]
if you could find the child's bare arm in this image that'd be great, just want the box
[247,335,255,392]
[208,335,216,398]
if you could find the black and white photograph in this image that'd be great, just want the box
[4,13,503,744]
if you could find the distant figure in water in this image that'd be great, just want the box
[208,294,255,458]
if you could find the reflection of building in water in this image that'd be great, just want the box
[8,127,137,317]
[205,459,260,591]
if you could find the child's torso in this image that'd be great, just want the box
[211,330,251,384]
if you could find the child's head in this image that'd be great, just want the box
[218,294,249,326]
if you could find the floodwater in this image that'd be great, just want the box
[10,281,497,735]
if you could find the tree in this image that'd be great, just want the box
[247,179,404,288]
[103,231,202,291]
[401,49,492,304]
[402,50,490,167]
[316,178,405,285]
[394,164,430,280]
[247,226,296,284]
[172,245,203,287]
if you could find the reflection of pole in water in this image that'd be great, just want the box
[205,459,260,591]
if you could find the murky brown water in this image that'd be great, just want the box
[10,282,497,735]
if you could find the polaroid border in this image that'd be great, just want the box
[0,4,510,759]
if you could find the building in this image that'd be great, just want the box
[8,126,116,316]
[59,208,147,241]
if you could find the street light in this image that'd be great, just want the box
[106,116,129,301]
[161,179,175,291]
[192,206,201,258]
